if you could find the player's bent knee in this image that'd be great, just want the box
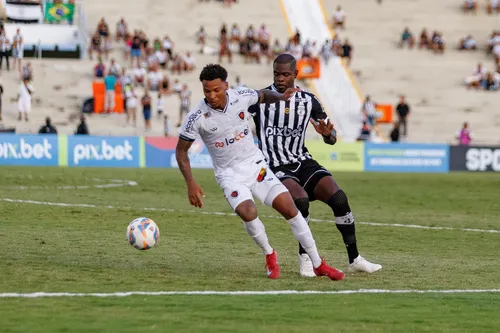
[327,190,354,224]
[235,200,258,222]
[294,197,310,217]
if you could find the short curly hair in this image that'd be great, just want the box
[199,64,228,82]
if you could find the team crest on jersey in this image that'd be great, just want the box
[204,112,211,118]
[231,191,238,198]
[297,104,306,116]
[238,111,245,120]
[284,107,290,115]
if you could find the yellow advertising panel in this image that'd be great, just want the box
[306,141,364,172]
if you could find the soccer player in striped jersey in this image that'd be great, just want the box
[249,54,382,277]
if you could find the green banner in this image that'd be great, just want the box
[306,140,364,172]
[44,3,75,23]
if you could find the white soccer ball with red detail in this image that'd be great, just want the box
[127,217,159,250]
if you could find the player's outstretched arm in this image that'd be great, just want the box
[309,118,337,145]
[175,138,205,208]
[258,87,300,104]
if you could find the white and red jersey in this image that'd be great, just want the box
[179,88,265,182]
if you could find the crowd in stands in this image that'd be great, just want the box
[463,0,500,14]
[89,17,193,134]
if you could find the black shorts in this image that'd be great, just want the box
[271,159,331,201]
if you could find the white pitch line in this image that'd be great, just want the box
[6,179,137,190]
[1,289,500,298]
[1,197,500,234]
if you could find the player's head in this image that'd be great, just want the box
[273,54,298,93]
[199,64,228,110]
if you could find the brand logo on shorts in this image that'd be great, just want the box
[238,111,245,120]
[231,191,238,198]
[275,171,285,178]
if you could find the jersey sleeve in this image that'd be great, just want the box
[179,109,203,142]
[247,103,259,116]
[310,95,328,122]
[236,88,260,108]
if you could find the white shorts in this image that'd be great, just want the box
[219,162,288,211]
[18,100,31,113]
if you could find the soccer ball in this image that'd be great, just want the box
[126,217,160,250]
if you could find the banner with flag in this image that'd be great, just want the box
[44,3,75,23]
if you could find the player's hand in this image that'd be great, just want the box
[187,180,205,208]
[310,118,334,137]
[282,87,301,101]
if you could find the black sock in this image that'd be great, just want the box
[336,224,359,264]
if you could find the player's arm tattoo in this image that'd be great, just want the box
[175,138,195,184]
[323,128,337,145]
[258,89,284,104]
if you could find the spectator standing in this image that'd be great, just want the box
[141,91,152,130]
[104,73,117,114]
[18,78,33,122]
[332,6,346,30]
[0,83,3,121]
[0,31,10,71]
[361,95,380,126]
[342,39,353,66]
[12,28,23,72]
[39,117,57,134]
[75,115,89,135]
[456,122,472,145]
[177,84,191,127]
[395,95,410,136]
[164,115,171,137]
[125,86,138,126]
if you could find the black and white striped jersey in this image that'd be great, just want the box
[248,85,328,167]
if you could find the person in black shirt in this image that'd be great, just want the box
[0,84,3,121]
[39,117,57,134]
[75,115,89,135]
[342,39,353,66]
[250,54,381,276]
[395,95,410,136]
[390,121,400,142]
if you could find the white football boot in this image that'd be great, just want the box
[298,254,316,277]
[348,255,382,273]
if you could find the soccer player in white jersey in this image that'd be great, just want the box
[176,64,344,280]
[249,54,382,277]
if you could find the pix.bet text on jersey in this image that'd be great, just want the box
[248,85,328,167]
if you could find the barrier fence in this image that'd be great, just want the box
[0,134,498,172]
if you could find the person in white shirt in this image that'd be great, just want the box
[176,64,344,280]
[184,52,196,71]
[125,85,138,126]
[0,31,10,71]
[147,66,163,91]
[465,62,487,88]
[133,64,147,86]
[18,79,33,122]
[177,84,191,127]
[157,92,165,118]
[488,0,500,14]
[332,6,346,29]
[12,29,23,72]
[459,35,477,50]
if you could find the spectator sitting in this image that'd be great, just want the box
[464,62,487,89]
[389,122,400,142]
[481,72,500,91]
[361,95,381,126]
[488,0,500,14]
[172,79,182,94]
[463,0,478,13]
[39,117,57,134]
[133,63,147,86]
[153,38,162,52]
[230,24,241,44]
[184,52,196,71]
[332,5,346,30]
[399,27,415,49]
[231,75,246,89]
[155,48,168,69]
[162,35,174,59]
[94,57,106,79]
[171,53,185,74]
[458,35,477,50]
[108,58,121,76]
[418,28,430,49]
[492,41,500,64]
[487,31,500,53]
[357,121,371,141]
[272,39,283,57]
[147,64,163,91]
[88,31,102,61]
[431,31,445,54]
[75,115,89,135]
[116,18,128,42]
[22,62,33,81]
